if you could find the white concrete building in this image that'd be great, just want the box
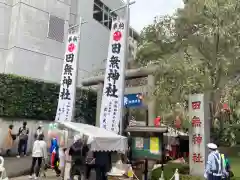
[0,0,138,86]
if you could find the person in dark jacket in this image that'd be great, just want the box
[85,150,96,180]
[127,133,132,164]
[94,151,111,180]
[69,135,89,179]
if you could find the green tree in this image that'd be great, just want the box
[137,0,240,137]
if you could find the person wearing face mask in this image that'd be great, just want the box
[204,143,228,180]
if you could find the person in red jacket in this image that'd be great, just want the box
[154,116,161,127]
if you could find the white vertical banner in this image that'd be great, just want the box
[55,32,80,123]
[99,18,126,134]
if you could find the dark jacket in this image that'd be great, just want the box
[69,141,89,165]
[94,151,111,170]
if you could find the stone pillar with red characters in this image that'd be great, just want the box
[189,94,210,176]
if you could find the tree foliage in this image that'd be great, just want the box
[137,0,240,115]
[136,0,240,142]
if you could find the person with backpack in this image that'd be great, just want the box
[17,122,29,158]
[204,143,228,180]
[220,153,232,180]
[215,143,233,180]
[68,134,89,180]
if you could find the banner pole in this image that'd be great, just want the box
[119,0,130,135]
[70,17,82,122]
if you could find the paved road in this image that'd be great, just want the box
[10,169,96,180]
[3,156,96,179]
[4,156,32,178]
[10,170,56,180]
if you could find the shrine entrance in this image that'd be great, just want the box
[81,65,166,180]
[122,92,148,137]
[81,65,158,130]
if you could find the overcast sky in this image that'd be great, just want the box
[123,0,184,32]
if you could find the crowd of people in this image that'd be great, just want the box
[3,122,45,157]
[3,122,31,157]
[65,134,112,180]
[2,121,236,180]
[1,121,114,180]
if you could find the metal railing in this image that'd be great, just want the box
[159,169,179,180]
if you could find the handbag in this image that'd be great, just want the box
[85,151,95,164]
[86,157,95,164]
[11,134,16,140]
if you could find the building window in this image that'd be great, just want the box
[92,0,139,42]
[111,12,118,20]
[108,19,112,29]
[103,13,109,27]
[94,0,103,8]
[93,4,103,22]
[93,0,118,30]
[48,15,65,42]
[129,28,139,41]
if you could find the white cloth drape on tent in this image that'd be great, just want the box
[161,124,188,137]
[61,122,128,153]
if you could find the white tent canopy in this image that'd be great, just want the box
[61,122,128,153]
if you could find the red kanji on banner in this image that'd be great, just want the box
[113,31,122,41]
[68,43,75,52]
[192,153,203,163]
[192,134,202,145]
[192,101,201,110]
[192,116,201,127]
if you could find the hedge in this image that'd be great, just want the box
[0,74,97,124]
[151,163,203,180]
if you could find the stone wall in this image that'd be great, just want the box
[0,118,51,155]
